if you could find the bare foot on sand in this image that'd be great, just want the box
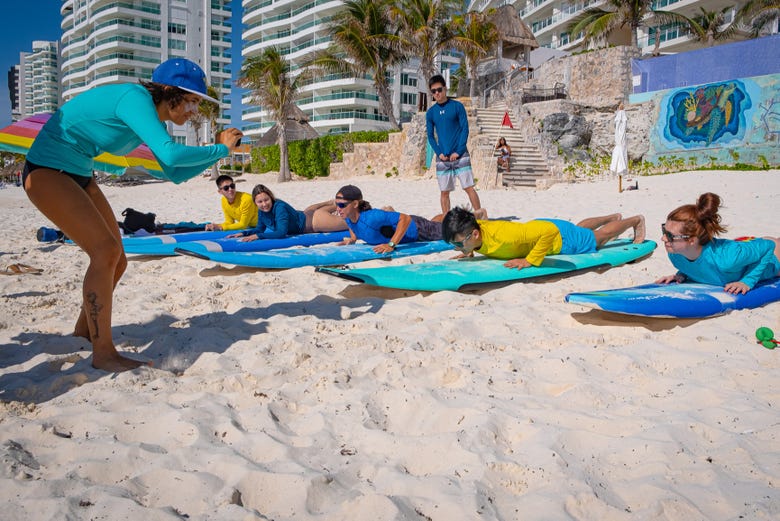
[474,208,488,219]
[92,350,151,372]
[633,215,646,243]
[381,205,395,211]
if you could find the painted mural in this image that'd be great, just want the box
[664,80,751,147]
[646,74,780,167]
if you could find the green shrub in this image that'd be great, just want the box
[250,130,392,178]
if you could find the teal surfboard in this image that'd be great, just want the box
[317,239,656,291]
[565,277,780,318]
[175,240,453,268]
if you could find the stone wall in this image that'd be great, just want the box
[526,46,640,108]
[502,46,655,178]
[328,131,406,179]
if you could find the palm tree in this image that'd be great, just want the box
[739,0,780,36]
[567,0,695,49]
[238,47,309,182]
[450,11,499,99]
[311,0,404,129]
[390,0,461,106]
[197,85,223,180]
[687,6,740,47]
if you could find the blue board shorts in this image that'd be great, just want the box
[436,152,474,192]
[541,219,597,255]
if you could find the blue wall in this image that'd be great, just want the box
[632,34,780,94]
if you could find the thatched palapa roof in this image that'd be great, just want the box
[255,104,319,147]
[489,5,539,56]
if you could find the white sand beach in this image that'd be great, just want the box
[0,170,778,520]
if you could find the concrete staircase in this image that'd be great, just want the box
[473,102,550,188]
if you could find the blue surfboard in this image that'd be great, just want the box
[317,239,656,291]
[174,240,453,269]
[123,230,236,255]
[123,230,350,256]
[174,230,350,255]
[565,277,780,318]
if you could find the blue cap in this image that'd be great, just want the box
[152,58,220,104]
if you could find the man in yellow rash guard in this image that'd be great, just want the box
[442,207,646,269]
[205,174,258,231]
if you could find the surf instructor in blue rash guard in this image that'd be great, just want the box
[426,74,483,217]
[22,58,243,372]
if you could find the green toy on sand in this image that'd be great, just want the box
[756,327,779,349]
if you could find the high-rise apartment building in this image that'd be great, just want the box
[470,0,749,55]
[7,65,21,121]
[11,41,61,121]
[59,0,233,144]
[241,0,456,139]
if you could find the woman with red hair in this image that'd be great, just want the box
[656,192,780,294]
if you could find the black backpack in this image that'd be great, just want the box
[120,208,157,234]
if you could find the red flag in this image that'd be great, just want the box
[501,111,513,129]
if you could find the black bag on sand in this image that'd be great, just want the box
[120,208,157,234]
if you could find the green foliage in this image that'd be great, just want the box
[732,162,766,171]
[250,130,392,178]
[558,148,776,179]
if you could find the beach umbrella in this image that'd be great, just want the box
[0,113,162,175]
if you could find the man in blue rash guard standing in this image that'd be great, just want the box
[425,74,484,218]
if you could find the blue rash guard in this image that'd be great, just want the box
[242,199,306,239]
[426,98,469,157]
[27,83,228,183]
[669,237,780,289]
[346,209,419,245]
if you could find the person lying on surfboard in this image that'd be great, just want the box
[227,184,347,241]
[334,184,444,254]
[204,174,257,232]
[441,207,646,269]
[656,192,780,295]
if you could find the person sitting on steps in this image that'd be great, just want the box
[495,137,511,173]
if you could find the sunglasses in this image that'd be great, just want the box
[661,223,690,242]
[220,183,236,191]
[335,201,352,208]
[430,87,444,94]
[450,230,474,248]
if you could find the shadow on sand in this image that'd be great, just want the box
[570,309,703,331]
[0,294,385,404]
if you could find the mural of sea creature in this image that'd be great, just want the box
[667,80,750,147]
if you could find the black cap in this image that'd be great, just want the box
[336,185,362,201]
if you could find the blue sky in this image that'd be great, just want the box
[0,1,245,128]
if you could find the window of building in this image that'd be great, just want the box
[169,39,186,50]
[168,23,186,35]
